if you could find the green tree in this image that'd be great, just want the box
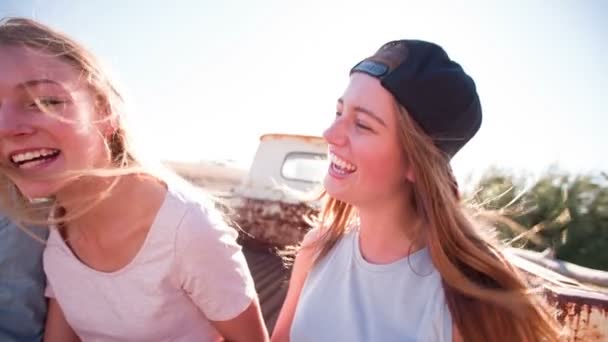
[468,169,608,271]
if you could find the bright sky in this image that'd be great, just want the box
[1,0,607,183]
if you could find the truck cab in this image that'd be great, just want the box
[237,133,328,201]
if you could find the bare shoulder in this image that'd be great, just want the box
[297,226,326,269]
[452,324,463,342]
[301,226,322,248]
[270,227,323,342]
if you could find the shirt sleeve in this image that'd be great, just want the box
[174,202,257,321]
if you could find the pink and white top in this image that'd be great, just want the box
[43,185,257,341]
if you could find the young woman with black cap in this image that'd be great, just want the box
[272,40,562,341]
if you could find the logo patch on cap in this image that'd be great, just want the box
[352,60,389,78]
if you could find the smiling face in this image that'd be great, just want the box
[323,72,411,207]
[0,45,112,199]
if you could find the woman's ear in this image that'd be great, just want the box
[93,93,116,133]
[99,120,117,141]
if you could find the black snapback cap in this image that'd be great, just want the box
[350,40,482,159]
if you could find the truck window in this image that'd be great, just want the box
[281,152,328,184]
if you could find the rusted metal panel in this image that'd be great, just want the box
[508,251,608,341]
[232,197,315,247]
[242,248,289,333]
[234,197,312,333]
[545,286,608,341]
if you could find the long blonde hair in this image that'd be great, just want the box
[0,17,147,227]
[309,102,563,341]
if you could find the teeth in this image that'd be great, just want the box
[19,158,48,169]
[11,149,59,163]
[329,153,357,171]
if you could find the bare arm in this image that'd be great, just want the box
[271,239,317,342]
[452,324,463,342]
[43,298,79,342]
[211,298,268,342]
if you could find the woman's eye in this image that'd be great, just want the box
[356,122,372,131]
[28,97,66,111]
[335,111,342,117]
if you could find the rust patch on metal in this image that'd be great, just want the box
[515,265,608,342]
[231,197,316,249]
[259,133,325,145]
[543,289,608,341]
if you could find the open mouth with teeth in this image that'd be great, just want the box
[329,152,357,176]
[10,148,61,169]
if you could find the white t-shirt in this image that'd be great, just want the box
[43,185,257,341]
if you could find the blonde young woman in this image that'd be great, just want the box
[0,17,268,342]
[272,40,563,341]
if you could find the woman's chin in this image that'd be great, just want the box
[13,180,63,201]
[323,176,351,202]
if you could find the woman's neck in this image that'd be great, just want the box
[55,173,166,241]
[356,191,423,264]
